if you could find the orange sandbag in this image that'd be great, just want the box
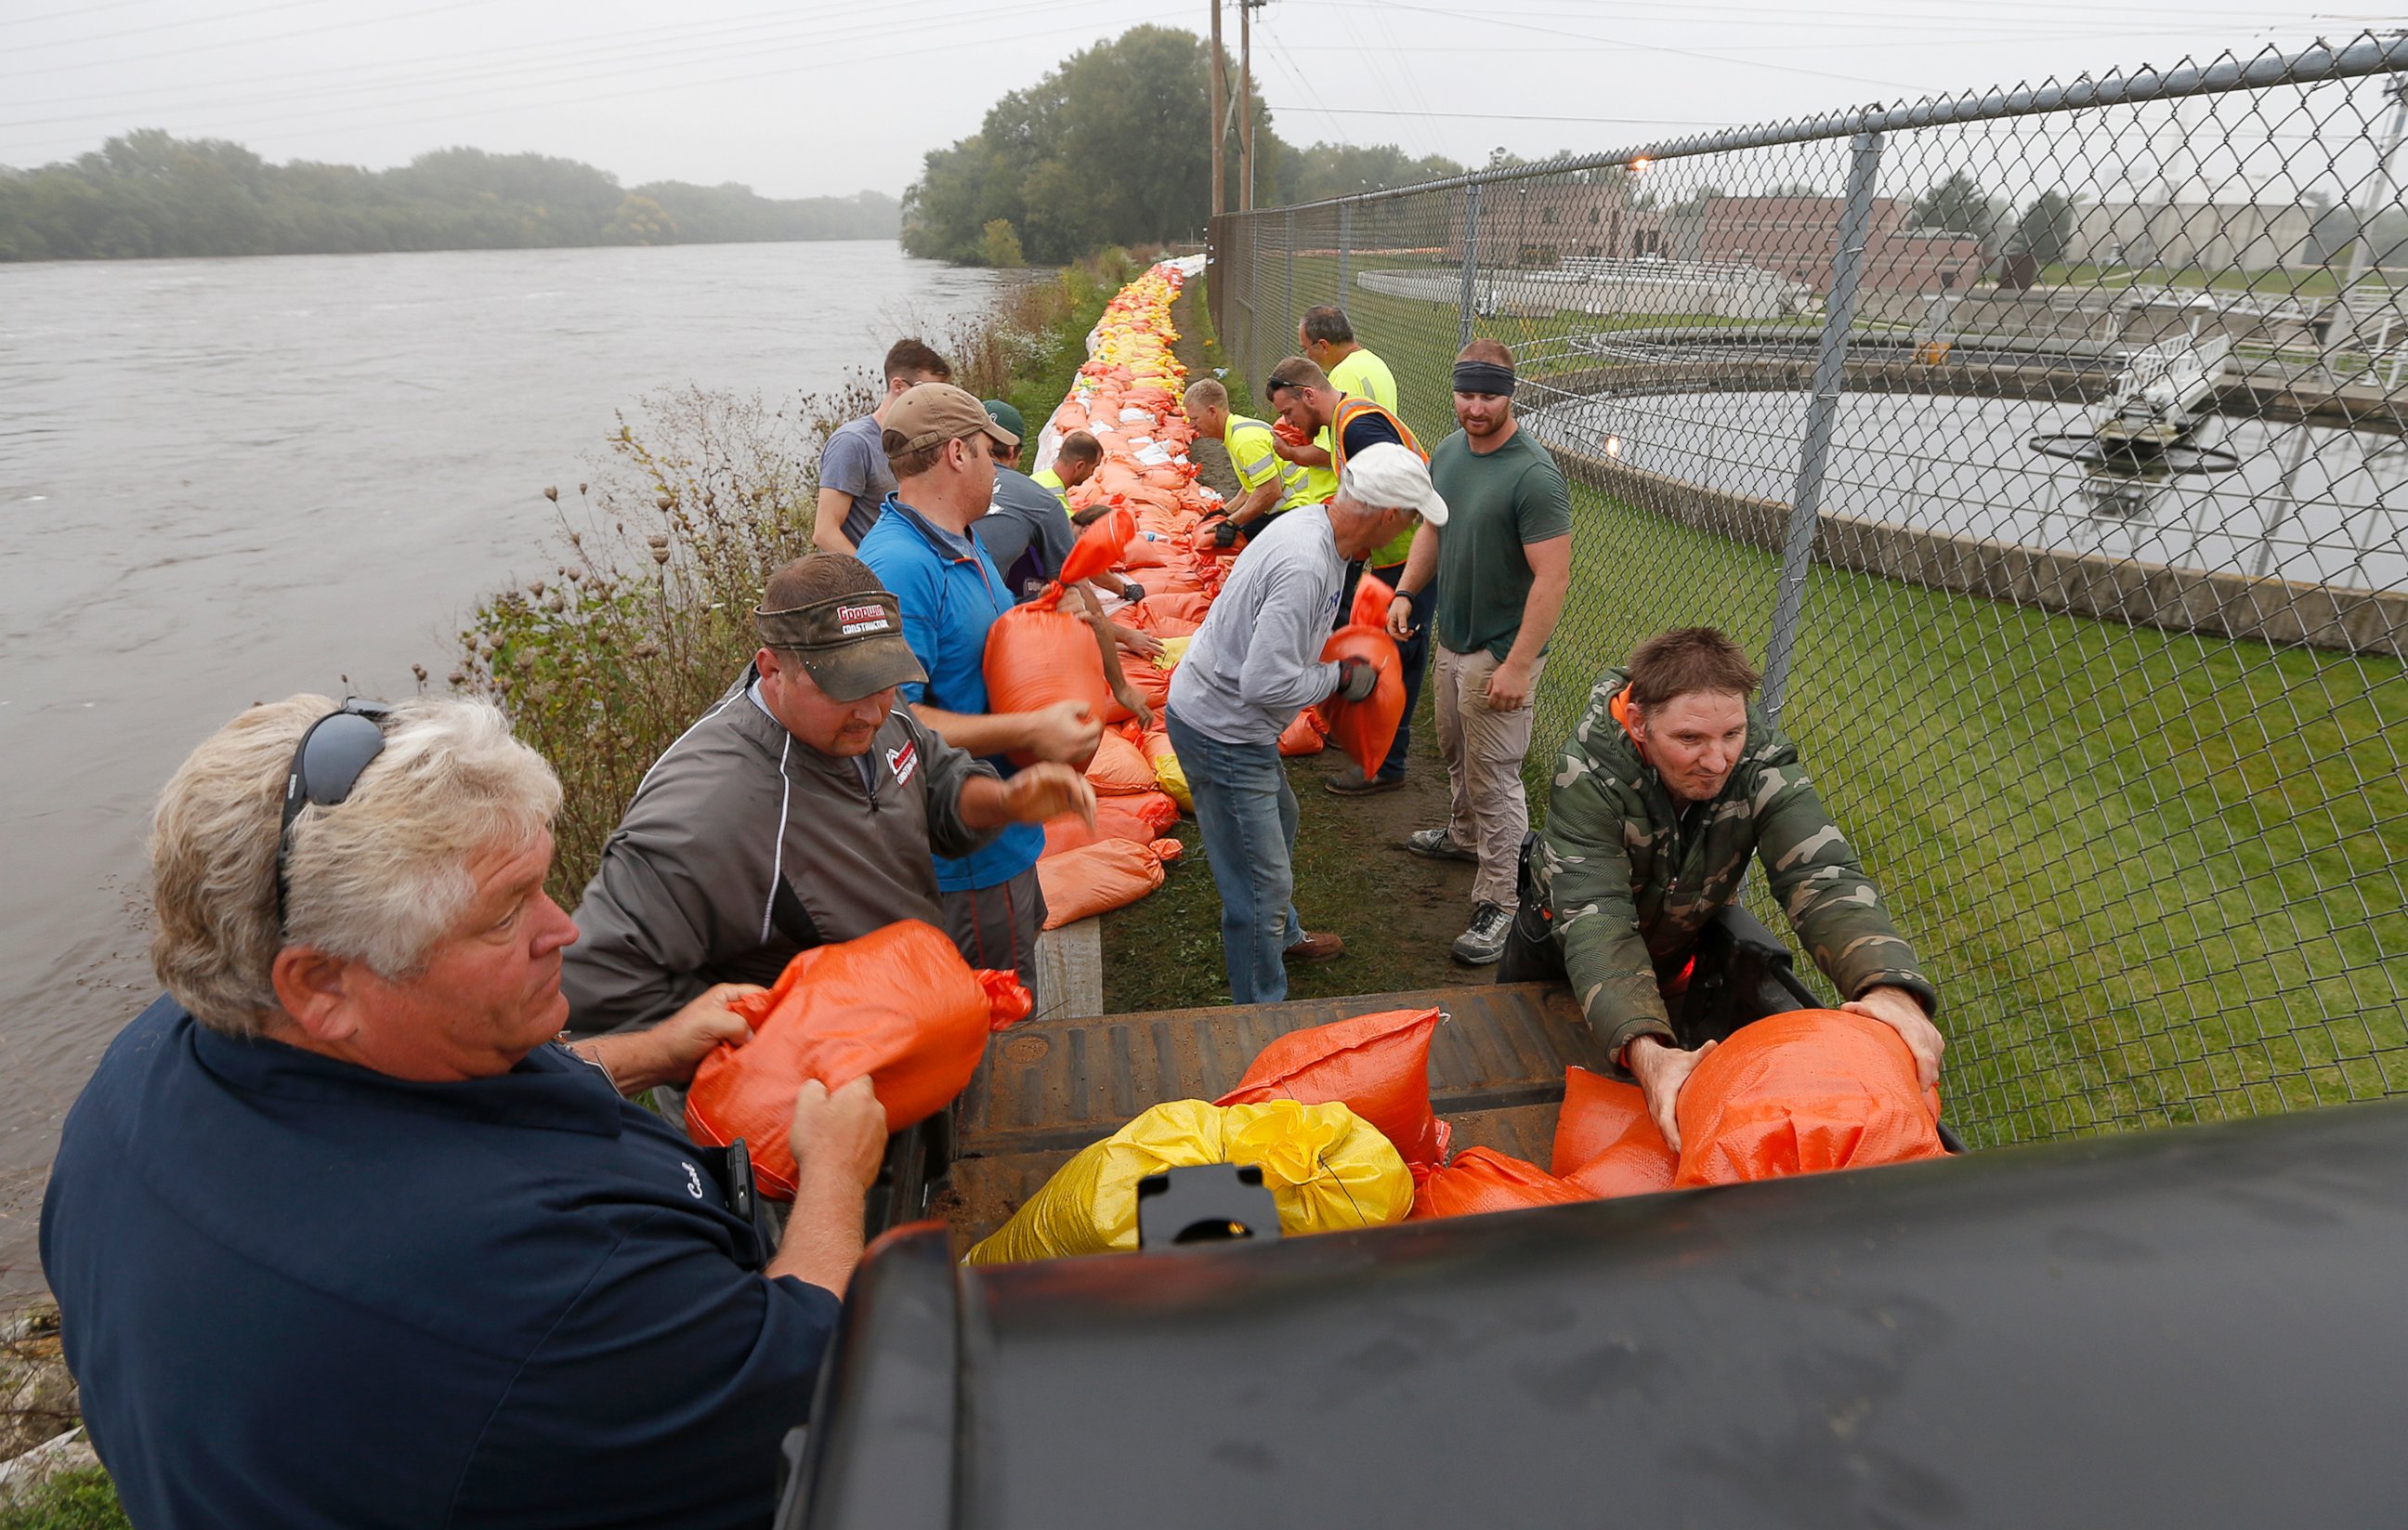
[1122,660,1171,712]
[984,603,1125,748]
[1037,837,1169,928]
[1319,625,1405,779]
[685,921,1030,1199]
[1408,1148,1591,1220]
[1119,537,1171,570]
[1040,791,1182,856]
[1084,727,1157,794]
[1148,836,1184,864]
[1550,1066,1678,1199]
[1350,571,1394,631]
[1277,709,1327,756]
[1673,1009,1945,1188]
[1056,505,1136,588]
[1215,1007,1451,1165]
[1147,590,1212,623]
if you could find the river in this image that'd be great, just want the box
[0,240,1006,1303]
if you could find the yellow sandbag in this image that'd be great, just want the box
[962,1098,1409,1264]
[1151,634,1194,670]
[1151,747,1191,812]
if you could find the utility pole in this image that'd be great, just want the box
[1238,0,1255,212]
[1210,0,1224,220]
[2336,72,2408,350]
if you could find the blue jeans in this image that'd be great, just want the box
[1167,713,1303,1004]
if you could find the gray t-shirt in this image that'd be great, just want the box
[818,414,896,547]
[1166,505,1346,746]
[975,467,1079,601]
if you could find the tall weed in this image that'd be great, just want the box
[450,249,1142,904]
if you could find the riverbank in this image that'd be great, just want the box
[0,242,1016,1318]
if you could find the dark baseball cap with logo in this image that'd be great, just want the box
[753,582,926,702]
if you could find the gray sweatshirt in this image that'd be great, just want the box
[560,668,1001,1038]
[1166,504,1346,745]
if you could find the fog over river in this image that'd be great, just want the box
[0,241,1004,1303]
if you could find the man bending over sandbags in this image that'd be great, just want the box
[1507,626,1943,1150]
[561,553,1093,1039]
[1166,443,1446,1003]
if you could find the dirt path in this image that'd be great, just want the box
[1099,283,1482,1012]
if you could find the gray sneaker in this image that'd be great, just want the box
[1452,901,1512,965]
[1404,828,1479,864]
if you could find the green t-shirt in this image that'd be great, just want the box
[1305,347,1399,508]
[1224,414,1312,515]
[1428,425,1573,660]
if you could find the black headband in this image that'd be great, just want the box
[1453,360,1516,397]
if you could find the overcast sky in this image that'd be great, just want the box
[1,0,2398,200]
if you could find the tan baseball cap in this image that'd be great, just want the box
[882,382,1018,461]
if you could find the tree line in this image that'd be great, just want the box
[0,130,899,262]
[902,25,1469,266]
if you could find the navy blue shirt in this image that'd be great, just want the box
[41,998,841,1530]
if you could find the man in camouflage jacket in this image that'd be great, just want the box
[1532,628,1943,1148]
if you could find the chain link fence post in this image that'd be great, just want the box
[1459,181,1483,350]
[1338,201,1352,307]
[1282,208,1296,356]
[1760,129,1886,718]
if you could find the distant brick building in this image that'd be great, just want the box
[1442,183,1987,293]
[1687,196,1989,294]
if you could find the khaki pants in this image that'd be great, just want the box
[1432,644,1546,909]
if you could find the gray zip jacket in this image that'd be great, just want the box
[561,668,1002,1038]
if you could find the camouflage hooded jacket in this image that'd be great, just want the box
[1535,668,1937,1070]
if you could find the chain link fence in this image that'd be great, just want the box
[1209,34,2408,1149]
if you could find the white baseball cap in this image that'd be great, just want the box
[1339,441,1449,525]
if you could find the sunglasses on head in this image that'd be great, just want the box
[276,699,394,933]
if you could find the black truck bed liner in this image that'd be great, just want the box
[940,982,1604,1247]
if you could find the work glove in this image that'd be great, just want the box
[1211,518,1244,550]
[1333,655,1379,704]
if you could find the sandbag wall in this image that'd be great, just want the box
[1028,257,1239,925]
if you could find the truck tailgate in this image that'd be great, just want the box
[942,982,1603,1246]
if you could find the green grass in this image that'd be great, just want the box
[0,1469,128,1530]
[1211,243,2408,1149]
[1526,479,2407,1149]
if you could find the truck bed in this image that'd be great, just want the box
[938,982,1603,1248]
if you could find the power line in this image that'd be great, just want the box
[0,3,1180,159]
[9,0,341,54]
[0,0,500,82]
[0,0,168,29]
[0,0,932,128]
[0,0,902,111]
[1314,0,1917,92]
[1282,105,1734,126]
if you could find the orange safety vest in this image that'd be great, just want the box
[1326,395,1426,481]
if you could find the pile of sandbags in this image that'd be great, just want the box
[963,1004,1949,1262]
[1019,260,1225,923]
[1014,257,1405,922]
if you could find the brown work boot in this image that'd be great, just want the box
[1283,930,1345,962]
